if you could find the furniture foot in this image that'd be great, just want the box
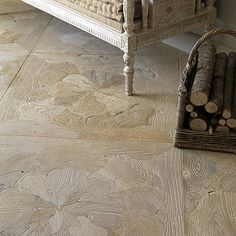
[123,51,134,96]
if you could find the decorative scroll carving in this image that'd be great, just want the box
[121,35,137,52]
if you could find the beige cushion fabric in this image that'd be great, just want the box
[72,0,123,22]
[60,0,141,22]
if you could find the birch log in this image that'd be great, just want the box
[189,117,208,132]
[190,43,216,106]
[189,110,209,132]
[219,118,226,126]
[222,52,236,119]
[190,111,198,118]
[215,125,230,133]
[226,60,236,128]
[205,53,227,114]
[186,103,194,113]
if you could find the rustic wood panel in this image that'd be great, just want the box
[0,135,181,236]
[0,9,235,236]
[0,0,33,14]
[0,18,180,142]
[0,10,51,101]
[183,150,236,236]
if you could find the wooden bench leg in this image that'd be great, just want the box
[123,50,134,96]
[123,0,136,96]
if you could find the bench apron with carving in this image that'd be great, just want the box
[21,0,216,95]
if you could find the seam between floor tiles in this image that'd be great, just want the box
[0,15,53,103]
[0,133,174,144]
[177,50,185,236]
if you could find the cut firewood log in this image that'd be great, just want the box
[222,52,236,119]
[190,111,198,118]
[186,103,194,113]
[219,118,226,126]
[189,110,209,132]
[189,107,206,119]
[226,65,236,128]
[227,107,236,128]
[189,117,208,132]
[205,53,227,114]
[190,43,216,106]
[185,72,196,113]
[227,118,236,128]
[215,125,230,133]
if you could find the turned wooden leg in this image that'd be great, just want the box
[123,51,134,96]
[141,0,149,31]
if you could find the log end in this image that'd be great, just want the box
[189,118,208,132]
[190,111,198,118]
[222,109,232,119]
[215,125,230,133]
[205,101,218,114]
[186,104,194,113]
[190,92,208,106]
[219,118,226,126]
[227,118,236,129]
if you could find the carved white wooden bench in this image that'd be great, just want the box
[21,0,216,95]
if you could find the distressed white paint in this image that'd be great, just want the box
[21,0,216,94]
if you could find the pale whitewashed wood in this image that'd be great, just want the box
[0,135,181,235]
[21,0,216,94]
[123,0,135,95]
[0,0,33,14]
[0,16,181,142]
[0,9,235,235]
[183,150,236,236]
[0,11,51,101]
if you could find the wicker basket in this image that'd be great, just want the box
[175,28,236,154]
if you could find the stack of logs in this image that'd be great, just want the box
[186,43,236,133]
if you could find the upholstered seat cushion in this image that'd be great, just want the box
[58,0,141,22]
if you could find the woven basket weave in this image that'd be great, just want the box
[175,28,236,154]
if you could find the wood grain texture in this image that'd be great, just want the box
[183,150,236,236]
[205,53,227,114]
[0,135,180,236]
[0,10,235,236]
[190,43,216,106]
[223,52,236,119]
[0,0,33,14]
[0,10,51,101]
[0,17,181,142]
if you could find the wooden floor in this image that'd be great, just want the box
[0,8,235,236]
